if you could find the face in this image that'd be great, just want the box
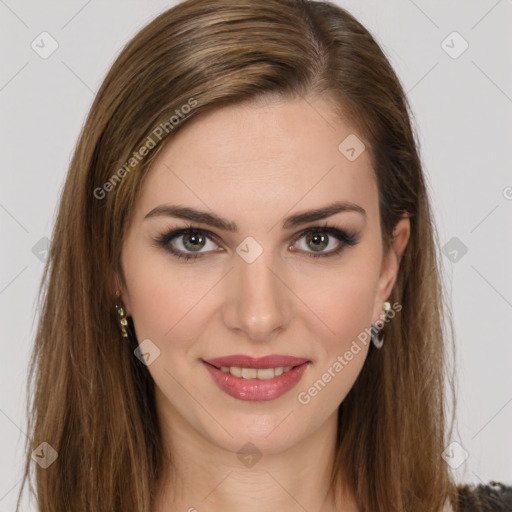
[116,94,409,455]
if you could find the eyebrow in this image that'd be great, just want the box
[143,201,366,231]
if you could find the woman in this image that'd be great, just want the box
[18,0,511,510]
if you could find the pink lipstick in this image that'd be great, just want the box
[202,354,310,401]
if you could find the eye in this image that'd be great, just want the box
[154,227,220,261]
[290,225,360,258]
[153,223,360,261]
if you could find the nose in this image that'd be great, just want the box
[222,249,293,342]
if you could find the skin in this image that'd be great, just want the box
[113,94,410,512]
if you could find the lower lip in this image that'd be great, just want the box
[202,361,310,401]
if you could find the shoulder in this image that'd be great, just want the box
[452,481,512,512]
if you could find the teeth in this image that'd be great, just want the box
[219,365,295,379]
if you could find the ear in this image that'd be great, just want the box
[372,213,410,322]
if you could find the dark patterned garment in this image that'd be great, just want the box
[455,482,512,511]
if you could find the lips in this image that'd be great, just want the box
[203,354,310,369]
[201,354,311,401]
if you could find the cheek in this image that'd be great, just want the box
[295,258,379,345]
[123,248,220,351]
[328,276,375,342]
[292,256,378,399]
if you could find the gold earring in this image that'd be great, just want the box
[114,290,129,338]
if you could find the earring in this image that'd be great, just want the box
[371,301,392,348]
[114,290,129,338]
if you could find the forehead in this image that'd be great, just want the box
[134,95,378,224]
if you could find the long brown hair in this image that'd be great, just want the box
[18,0,458,510]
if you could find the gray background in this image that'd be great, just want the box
[1,0,511,509]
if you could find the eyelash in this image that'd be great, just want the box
[152,223,360,261]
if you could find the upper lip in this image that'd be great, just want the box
[203,354,310,369]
